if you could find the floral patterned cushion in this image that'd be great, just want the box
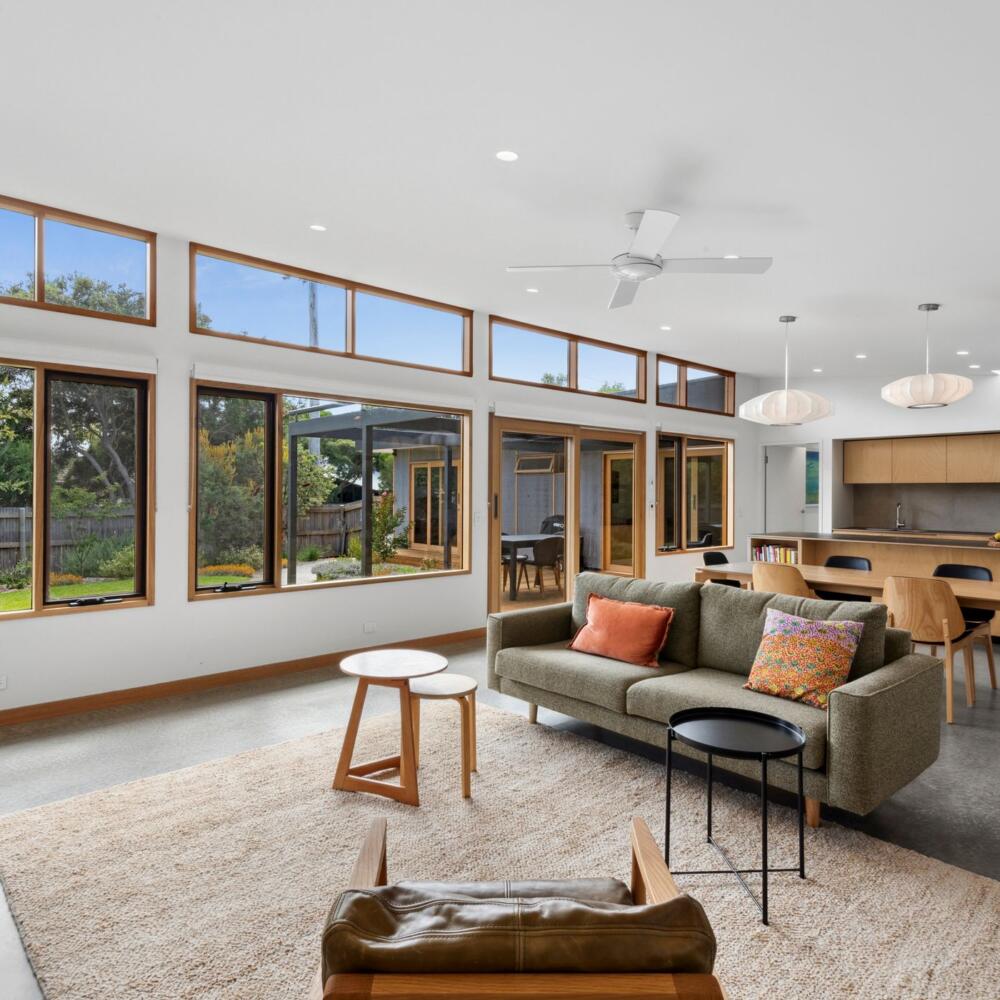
[744,608,864,710]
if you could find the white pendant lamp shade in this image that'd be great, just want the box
[881,304,973,409]
[739,315,833,426]
[880,372,973,409]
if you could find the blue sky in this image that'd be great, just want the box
[196,255,465,369]
[0,207,146,292]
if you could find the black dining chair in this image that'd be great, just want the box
[814,554,872,602]
[540,515,565,534]
[702,550,740,588]
[526,535,564,594]
[931,564,998,690]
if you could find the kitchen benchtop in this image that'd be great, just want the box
[757,530,999,550]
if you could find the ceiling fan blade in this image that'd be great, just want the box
[608,280,640,310]
[628,209,680,259]
[660,257,773,274]
[505,264,610,272]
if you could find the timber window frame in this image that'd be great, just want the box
[189,245,473,376]
[656,354,735,416]
[188,378,472,602]
[656,433,734,556]
[0,357,155,621]
[0,195,157,326]
[488,316,647,402]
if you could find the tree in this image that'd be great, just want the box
[540,372,568,386]
[371,492,407,563]
[598,380,627,394]
[0,271,145,318]
[284,443,337,515]
[0,366,33,506]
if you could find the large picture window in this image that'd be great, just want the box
[656,355,735,415]
[489,317,646,402]
[190,246,472,375]
[190,382,470,598]
[0,196,156,325]
[0,361,154,618]
[656,433,733,554]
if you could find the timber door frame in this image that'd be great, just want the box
[488,415,645,613]
[601,449,636,575]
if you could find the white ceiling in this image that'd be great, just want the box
[3,0,999,377]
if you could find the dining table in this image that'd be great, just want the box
[500,533,562,601]
[694,561,1000,611]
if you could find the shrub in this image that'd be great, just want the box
[50,572,84,586]
[346,535,362,560]
[215,544,265,571]
[198,563,257,578]
[98,543,135,580]
[312,557,363,580]
[0,559,31,589]
[297,545,322,562]
[63,535,129,578]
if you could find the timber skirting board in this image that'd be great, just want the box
[0,628,486,727]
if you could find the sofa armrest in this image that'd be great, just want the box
[486,602,573,691]
[827,653,942,815]
[883,626,912,664]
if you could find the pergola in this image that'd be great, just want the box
[286,402,461,582]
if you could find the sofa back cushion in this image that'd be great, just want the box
[698,581,887,678]
[572,573,702,669]
[323,884,717,976]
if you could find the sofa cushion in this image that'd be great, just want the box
[626,668,828,769]
[323,884,717,976]
[572,572,702,669]
[570,594,674,667]
[697,582,887,679]
[494,641,688,713]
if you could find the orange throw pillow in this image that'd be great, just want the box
[569,594,674,667]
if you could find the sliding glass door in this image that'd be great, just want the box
[489,417,644,612]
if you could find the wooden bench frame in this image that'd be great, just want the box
[310,817,727,1000]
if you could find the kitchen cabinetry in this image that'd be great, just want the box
[844,433,1000,484]
[843,439,893,484]
[890,436,947,483]
[946,433,1000,483]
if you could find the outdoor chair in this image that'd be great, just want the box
[526,535,564,594]
[311,817,723,1000]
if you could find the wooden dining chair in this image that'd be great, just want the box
[751,562,815,599]
[883,575,989,724]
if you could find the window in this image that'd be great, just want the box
[194,388,275,592]
[190,246,472,375]
[656,433,732,554]
[490,317,646,402]
[656,355,735,415]
[0,361,154,618]
[0,196,155,324]
[190,382,470,598]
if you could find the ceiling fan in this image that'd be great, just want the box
[507,209,773,309]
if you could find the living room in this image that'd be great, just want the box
[1,2,999,998]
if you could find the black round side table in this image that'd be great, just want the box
[665,706,807,925]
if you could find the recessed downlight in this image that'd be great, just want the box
[957,350,969,355]
[723,254,739,259]
[969,364,981,369]
[496,150,519,162]
[525,287,539,293]
[812,368,823,373]
[309,224,327,232]
[992,369,1000,375]
[660,325,672,331]
[855,354,867,359]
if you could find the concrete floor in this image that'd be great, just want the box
[1,638,997,998]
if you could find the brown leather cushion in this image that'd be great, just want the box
[322,882,716,978]
[395,878,633,904]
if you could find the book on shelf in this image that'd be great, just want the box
[751,543,799,564]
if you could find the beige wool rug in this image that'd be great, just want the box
[1,702,999,1000]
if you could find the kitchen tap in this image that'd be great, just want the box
[895,502,905,530]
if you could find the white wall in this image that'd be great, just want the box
[764,445,819,532]
[755,375,1000,531]
[0,235,764,710]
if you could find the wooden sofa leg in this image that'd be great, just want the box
[805,797,821,829]
[527,703,538,724]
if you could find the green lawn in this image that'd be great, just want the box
[0,578,137,612]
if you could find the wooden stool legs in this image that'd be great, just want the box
[332,678,421,807]
[407,691,478,798]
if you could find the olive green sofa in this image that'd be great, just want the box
[486,572,943,820]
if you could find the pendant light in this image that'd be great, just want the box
[881,303,973,409]
[739,315,833,425]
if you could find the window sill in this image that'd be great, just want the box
[0,597,152,622]
[655,545,733,557]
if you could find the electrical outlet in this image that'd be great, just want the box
[0,675,7,691]
[363,622,376,634]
